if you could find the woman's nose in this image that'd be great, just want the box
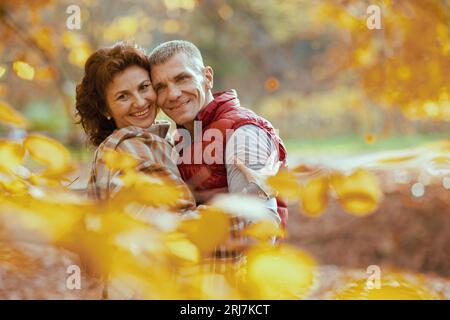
[134,94,147,108]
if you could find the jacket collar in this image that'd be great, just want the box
[177,89,239,129]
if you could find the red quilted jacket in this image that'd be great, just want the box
[176,89,288,227]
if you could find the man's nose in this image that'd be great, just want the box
[167,84,181,101]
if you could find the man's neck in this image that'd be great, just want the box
[184,91,214,136]
[184,122,195,137]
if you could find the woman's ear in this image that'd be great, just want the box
[102,105,112,120]
[102,111,112,120]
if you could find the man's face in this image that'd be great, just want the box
[151,52,213,127]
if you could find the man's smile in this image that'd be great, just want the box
[168,99,191,111]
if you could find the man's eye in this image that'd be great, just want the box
[140,84,150,90]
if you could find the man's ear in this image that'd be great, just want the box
[204,66,214,89]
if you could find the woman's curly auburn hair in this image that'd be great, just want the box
[75,41,151,146]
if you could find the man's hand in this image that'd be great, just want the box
[193,187,228,204]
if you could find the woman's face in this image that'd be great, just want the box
[105,65,157,129]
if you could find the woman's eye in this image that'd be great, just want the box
[117,94,128,101]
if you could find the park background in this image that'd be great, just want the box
[0,0,449,299]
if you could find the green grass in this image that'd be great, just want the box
[66,132,449,164]
[285,132,450,157]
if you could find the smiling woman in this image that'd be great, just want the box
[75,41,157,146]
[75,42,195,207]
[105,65,157,129]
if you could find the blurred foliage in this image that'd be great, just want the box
[315,0,449,120]
[1,105,448,298]
[0,0,448,145]
[0,0,449,299]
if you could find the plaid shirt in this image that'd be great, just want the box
[88,121,194,208]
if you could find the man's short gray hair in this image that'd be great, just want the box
[149,40,205,69]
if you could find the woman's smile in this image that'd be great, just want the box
[130,107,150,118]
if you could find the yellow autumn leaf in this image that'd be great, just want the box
[165,232,199,263]
[35,66,56,81]
[354,45,376,67]
[245,244,316,299]
[164,0,196,11]
[185,271,242,300]
[27,172,65,188]
[267,170,301,201]
[0,100,28,128]
[364,133,376,144]
[178,207,230,256]
[113,171,185,208]
[0,65,5,78]
[108,249,182,299]
[40,162,77,181]
[0,140,25,174]
[23,134,71,174]
[243,220,285,242]
[69,44,91,68]
[0,198,83,242]
[102,149,139,171]
[330,169,382,216]
[104,16,139,41]
[334,273,440,300]
[291,163,318,173]
[378,154,418,164]
[60,229,113,277]
[299,175,329,217]
[12,61,35,80]
[33,27,56,56]
[96,210,153,235]
[61,31,85,48]
[430,156,450,164]
[426,155,450,175]
[0,178,28,195]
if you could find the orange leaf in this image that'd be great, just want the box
[0,101,28,128]
[178,207,230,256]
[330,169,382,216]
[12,61,35,80]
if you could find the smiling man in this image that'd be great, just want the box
[149,40,288,230]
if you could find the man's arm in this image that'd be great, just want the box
[225,124,281,224]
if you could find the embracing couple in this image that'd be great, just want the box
[76,40,288,234]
